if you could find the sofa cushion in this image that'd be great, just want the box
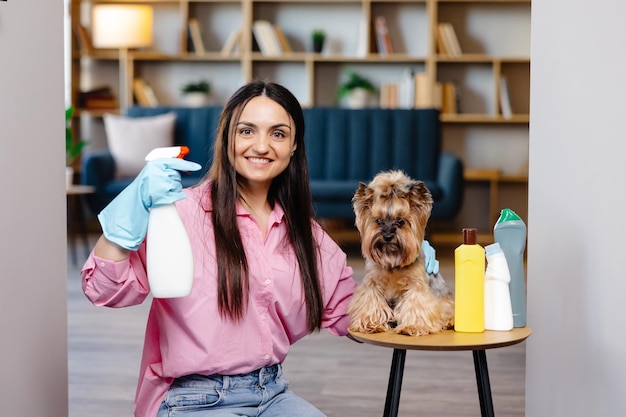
[103,112,176,178]
[126,106,222,174]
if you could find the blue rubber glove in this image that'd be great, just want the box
[98,158,202,251]
[421,239,440,275]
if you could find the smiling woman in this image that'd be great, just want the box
[80,81,359,417]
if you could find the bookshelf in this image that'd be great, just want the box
[70,0,530,236]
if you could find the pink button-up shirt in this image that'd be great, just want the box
[81,181,356,417]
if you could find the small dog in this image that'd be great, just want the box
[348,170,455,336]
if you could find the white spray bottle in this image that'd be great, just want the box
[144,146,194,298]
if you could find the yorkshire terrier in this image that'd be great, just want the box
[348,170,455,336]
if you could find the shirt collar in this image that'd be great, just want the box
[198,181,285,224]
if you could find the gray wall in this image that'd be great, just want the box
[526,0,626,415]
[0,1,68,416]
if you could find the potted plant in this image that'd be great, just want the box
[181,80,211,107]
[65,105,89,187]
[334,71,378,108]
[312,29,326,53]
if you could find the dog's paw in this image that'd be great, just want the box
[442,317,455,330]
[349,321,391,334]
[394,324,430,336]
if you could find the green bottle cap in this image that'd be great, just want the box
[496,208,521,223]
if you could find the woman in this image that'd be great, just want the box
[82,81,357,417]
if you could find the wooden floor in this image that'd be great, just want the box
[67,235,526,417]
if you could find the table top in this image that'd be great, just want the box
[349,327,532,351]
[66,185,95,195]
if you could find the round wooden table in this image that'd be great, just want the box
[349,327,532,417]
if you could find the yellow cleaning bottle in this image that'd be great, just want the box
[454,228,485,333]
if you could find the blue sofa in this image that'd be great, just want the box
[82,106,463,222]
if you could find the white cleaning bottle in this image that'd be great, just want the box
[484,242,513,331]
[145,146,194,298]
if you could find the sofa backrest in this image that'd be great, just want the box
[303,107,441,183]
[126,106,221,173]
[126,106,441,184]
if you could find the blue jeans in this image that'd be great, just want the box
[156,364,326,417]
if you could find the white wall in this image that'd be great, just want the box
[0,1,68,416]
[526,0,626,415]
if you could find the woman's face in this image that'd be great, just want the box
[230,96,297,190]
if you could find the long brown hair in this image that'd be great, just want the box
[204,80,323,332]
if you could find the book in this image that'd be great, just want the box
[143,83,159,107]
[414,72,432,108]
[274,26,293,54]
[73,23,93,54]
[441,82,457,114]
[379,83,399,109]
[355,17,368,58]
[133,79,158,107]
[379,83,390,108]
[252,20,282,56]
[443,23,462,56]
[374,16,393,56]
[78,86,117,109]
[221,29,242,56]
[398,69,415,109]
[432,82,443,109]
[133,79,150,106]
[188,19,206,55]
[435,24,449,55]
[499,76,513,119]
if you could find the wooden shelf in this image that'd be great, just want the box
[72,0,530,233]
[440,113,529,123]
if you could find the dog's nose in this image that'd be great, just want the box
[383,234,394,242]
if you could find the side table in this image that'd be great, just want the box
[66,185,95,265]
[349,327,532,417]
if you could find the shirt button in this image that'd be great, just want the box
[265,279,271,285]
[264,354,270,359]
[99,262,106,268]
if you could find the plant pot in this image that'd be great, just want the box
[344,88,372,109]
[313,38,325,53]
[183,92,210,107]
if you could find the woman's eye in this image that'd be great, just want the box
[239,128,252,135]
[272,130,286,139]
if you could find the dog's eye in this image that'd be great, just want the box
[375,218,383,225]
[394,219,405,227]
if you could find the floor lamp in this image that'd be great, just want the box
[91,5,153,110]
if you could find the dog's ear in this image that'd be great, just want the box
[352,182,368,203]
[352,181,371,216]
[407,180,433,213]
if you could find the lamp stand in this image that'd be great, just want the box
[118,47,132,110]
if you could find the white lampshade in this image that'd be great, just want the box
[92,5,153,49]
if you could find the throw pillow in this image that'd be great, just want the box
[103,112,176,178]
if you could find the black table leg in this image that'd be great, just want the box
[473,349,495,417]
[383,348,406,417]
